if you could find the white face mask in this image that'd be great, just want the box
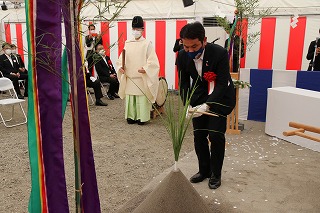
[11,49,17,54]
[90,30,95,34]
[4,49,12,55]
[132,30,142,39]
[99,49,105,55]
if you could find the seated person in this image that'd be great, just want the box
[0,42,26,99]
[93,44,120,100]
[11,44,28,97]
[84,61,108,106]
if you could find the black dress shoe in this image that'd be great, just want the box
[190,172,210,183]
[106,93,114,100]
[95,99,108,106]
[127,118,137,124]
[137,120,146,125]
[208,175,221,189]
[17,94,24,99]
[112,93,120,98]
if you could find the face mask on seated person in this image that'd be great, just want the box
[4,49,12,55]
[99,49,105,56]
[11,49,17,54]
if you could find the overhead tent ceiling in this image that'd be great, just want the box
[1,0,320,22]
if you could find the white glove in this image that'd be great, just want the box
[192,103,209,117]
[90,76,96,82]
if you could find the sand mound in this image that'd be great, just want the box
[132,169,211,213]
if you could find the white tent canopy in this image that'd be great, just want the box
[1,0,320,23]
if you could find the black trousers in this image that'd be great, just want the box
[86,79,103,100]
[19,72,28,96]
[86,50,95,74]
[99,76,119,95]
[192,113,227,177]
[4,74,26,96]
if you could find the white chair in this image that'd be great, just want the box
[86,87,95,106]
[100,81,110,97]
[0,77,27,127]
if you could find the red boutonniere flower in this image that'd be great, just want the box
[203,71,217,82]
[107,60,112,65]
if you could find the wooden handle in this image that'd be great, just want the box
[283,128,305,136]
[122,49,126,70]
[188,109,218,117]
[283,122,320,143]
[289,122,320,134]
[295,132,320,143]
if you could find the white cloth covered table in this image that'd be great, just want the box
[265,86,320,152]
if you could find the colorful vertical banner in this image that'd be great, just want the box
[26,0,69,212]
[62,0,101,212]
[26,0,100,212]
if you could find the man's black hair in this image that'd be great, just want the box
[2,42,10,49]
[88,24,95,30]
[180,22,205,42]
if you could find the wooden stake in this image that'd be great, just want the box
[188,109,218,117]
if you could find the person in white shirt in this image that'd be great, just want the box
[0,42,25,99]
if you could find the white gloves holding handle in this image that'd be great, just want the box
[90,76,97,82]
[186,103,209,119]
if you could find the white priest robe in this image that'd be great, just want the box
[116,37,160,103]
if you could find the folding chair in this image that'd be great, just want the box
[100,81,110,96]
[86,87,95,106]
[0,77,27,127]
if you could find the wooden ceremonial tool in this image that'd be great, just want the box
[283,122,320,143]
[122,49,126,70]
[283,128,305,136]
[188,109,218,117]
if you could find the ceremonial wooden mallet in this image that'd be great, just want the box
[122,49,126,70]
[188,109,218,117]
[283,122,320,143]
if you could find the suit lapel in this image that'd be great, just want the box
[202,46,215,77]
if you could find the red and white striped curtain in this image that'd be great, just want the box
[2,16,320,89]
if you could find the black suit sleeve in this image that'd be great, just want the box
[173,39,182,53]
[94,56,110,78]
[85,36,93,47]
[306,41,316,60]
[105,56,116,74]
[206,49,231,104]
[0,55,14,76]
[176,52,191,105]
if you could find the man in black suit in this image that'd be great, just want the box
[224,24,245,73]
[94,44,119,100]
[176,22,235,189]
[0,43,26,99]
[306,29,320,71]
[84,61,108,106]
[10,44,28,97]
[85,24,102,73]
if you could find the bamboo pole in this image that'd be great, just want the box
[69,1,82,212]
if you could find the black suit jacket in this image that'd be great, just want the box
[12,54,26,69]
[306,40,320,71]
[0,54,19,77]
[177,43,235,115]
[94,54,116,78]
